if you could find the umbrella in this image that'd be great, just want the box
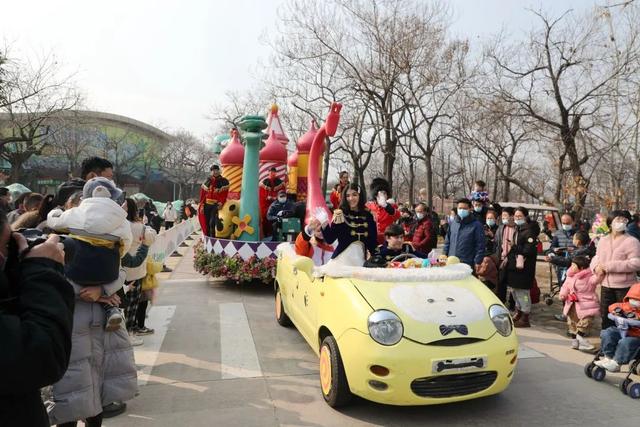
[6,183,31,202]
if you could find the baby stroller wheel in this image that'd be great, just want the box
[584,362,595,378]
[628,382,640,399]
[620,378,632,395]
[545,297,553,306]
[592,367,606,381]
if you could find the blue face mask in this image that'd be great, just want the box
[515,219,525,226]
[457,209,469,219]
[474,206,483,213]
[562,224,572,231]
[486,219,496,227]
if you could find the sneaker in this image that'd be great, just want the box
[135,327,155,336]
[571,339,579,349]
[600,358,620,372]
[578,341,595,352]
[594,356,610,368]
[129,333,144,346]
[105,307,124,332]
[554,314,567,322]
[576,335,595,352]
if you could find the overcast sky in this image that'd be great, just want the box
[3,0,603,140]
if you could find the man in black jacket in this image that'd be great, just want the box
[0,216,74,427]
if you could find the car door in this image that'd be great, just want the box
[295,268,320,344]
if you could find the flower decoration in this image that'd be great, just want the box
[232,214,254,238]
[193,240,276,284]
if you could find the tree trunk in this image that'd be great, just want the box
[424,153,434,209]
[408,160,415,206]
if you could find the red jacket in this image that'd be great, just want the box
[330,184,346,210]
[259,177,285,217]
[608,283,640,337]
[411,216,436,254]
[366,201,400,244]
[199,176,229,206]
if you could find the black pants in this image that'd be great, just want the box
[164,221,174,230]
[601,286,631,329]
[58,413,103,427]
[136,299,148,329]
[203,203,219,237]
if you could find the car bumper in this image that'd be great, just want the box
[337,328,519,405]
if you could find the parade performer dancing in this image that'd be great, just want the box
[199,164,229,237]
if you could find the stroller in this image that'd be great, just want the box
[584,309,640,399]
[542,248,568,306]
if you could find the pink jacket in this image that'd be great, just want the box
[559,268,600,318]
[590,234,640,289]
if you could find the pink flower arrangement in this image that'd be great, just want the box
[193,241,276,284]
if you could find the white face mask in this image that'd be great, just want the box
[612,222,627,232]
[502,219,509,225]
[416,213,425,220]
[278,197,287,203]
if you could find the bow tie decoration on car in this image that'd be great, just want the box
[439,324,469,336]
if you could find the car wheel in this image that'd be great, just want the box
[275,286,292,327]
[319,335,352,407]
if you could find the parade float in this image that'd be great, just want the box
[194,104,333,284]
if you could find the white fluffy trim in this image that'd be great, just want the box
[277,242,472,282]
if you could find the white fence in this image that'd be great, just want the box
[148,217,199,263]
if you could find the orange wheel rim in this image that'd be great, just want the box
[275,292,282,319]
[319,345,332,395]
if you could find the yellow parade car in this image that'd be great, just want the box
[274,243,518,407]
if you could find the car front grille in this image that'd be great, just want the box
[410,371,498,398]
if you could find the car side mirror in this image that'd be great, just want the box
[293,256,314,278]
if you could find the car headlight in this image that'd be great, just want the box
[368,310,403,346]
[489,304,512,337]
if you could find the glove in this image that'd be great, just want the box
[377,192,387,208]
[277,211,283,217]
[313,207,329,226]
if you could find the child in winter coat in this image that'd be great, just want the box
[559,255,601,351]
[47,177,133,331]
[595,283,640,372]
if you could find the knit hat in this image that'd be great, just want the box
[82,177,123,202]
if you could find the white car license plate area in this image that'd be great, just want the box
[431,356,487,373]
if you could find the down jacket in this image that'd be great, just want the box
[559,268,601,319]
[47,276,138,425]
[47,197,133,254]
[590,233,640,289]
[443,215,485,267]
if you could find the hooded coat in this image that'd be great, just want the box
[559,268,601,318]
[608,283,640,337]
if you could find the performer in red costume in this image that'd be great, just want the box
[259,166,285,238]
[365,177,400,245]
[199,164,229,237]
[329,171,349,210]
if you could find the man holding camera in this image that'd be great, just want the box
[0,215,73,427]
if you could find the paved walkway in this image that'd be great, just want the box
[102,238,639,426]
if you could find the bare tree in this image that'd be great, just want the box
[0,52,80,181]
[486,8,640,217]
[159,131,213,200]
